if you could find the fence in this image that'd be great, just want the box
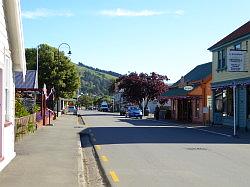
[15,113,36,141]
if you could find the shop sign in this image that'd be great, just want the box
[184,86,194,91]
[227,50,245,72]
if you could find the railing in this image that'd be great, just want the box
[15,113,36,141]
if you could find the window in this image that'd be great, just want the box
[217,49,226,70]
[5,55,11,121]
[234,43,241,50]
[246,41,248,52]
[222,88,234,116]
[214,88,233,116]
[195,99,199,117]
[247,86,250,119]
[215,90,223,112]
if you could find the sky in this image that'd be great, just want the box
[20,0,250,83]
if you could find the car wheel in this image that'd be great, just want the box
[140,116,142,119]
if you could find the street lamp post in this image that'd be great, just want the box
[56,43,72,117]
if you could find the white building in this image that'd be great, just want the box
[0,0,26,171]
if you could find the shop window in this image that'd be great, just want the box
[247,86,250,118]
[195,99,199,118]
[215,90,223,112]
[222,88,234,116]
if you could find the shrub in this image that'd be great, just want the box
[15,99,30,118]
[33,104,40,113]
[27,122,35,133]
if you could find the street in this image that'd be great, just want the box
[80,110,250,187]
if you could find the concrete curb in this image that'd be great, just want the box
[82,133,112,187]
[77,140,87,187]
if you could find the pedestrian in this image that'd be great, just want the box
[155,105,160,120]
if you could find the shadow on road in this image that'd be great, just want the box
[81,113,119,117]
[79,125,250,148]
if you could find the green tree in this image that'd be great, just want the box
[78,95,93,107]
[25,44,80,98]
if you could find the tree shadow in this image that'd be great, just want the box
[80,125,250,148]
[80,113,119,117]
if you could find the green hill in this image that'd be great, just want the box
[76,63,121,96]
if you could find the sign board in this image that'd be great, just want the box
[207,96,212,108]
[184,86,194,91]
[203,107,209,114]
[227,50,245,72]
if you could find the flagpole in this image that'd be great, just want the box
[37,45,39,76]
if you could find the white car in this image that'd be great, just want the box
[68,106,77,115]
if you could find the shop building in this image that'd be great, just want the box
[208,21,250,129]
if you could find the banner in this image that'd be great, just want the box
[227,50,245,72]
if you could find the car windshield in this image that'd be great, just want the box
[130,107,140,110]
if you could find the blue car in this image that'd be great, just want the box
[126,106,143,119]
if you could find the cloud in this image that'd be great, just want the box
[99,8,185,17]
[100,8,164,17]
[22,8,74,19]
[174,9,185,16]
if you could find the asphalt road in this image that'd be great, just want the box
[79,110,250,187]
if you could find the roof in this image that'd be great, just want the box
[4,0,26,75]
[172,62,212,87]
[161,87,189,97]
[208,21,250,51]
[15,70,38,89]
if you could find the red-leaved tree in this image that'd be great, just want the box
[116,72,169,108]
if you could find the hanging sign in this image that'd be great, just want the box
[184,86,194,91]
[227,50,245,72]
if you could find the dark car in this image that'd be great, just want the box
[120,107,127,115]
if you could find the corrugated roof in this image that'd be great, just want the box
[161,87,189,97]
[172,62,212,87]
[208,21,250,51]
[15,70,37,89]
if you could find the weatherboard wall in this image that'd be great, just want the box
[212,38,250,83]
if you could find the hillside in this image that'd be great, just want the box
[78,62,122,77]
[76,63,121,96]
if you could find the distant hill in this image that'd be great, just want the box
[76,63,121,96]
[78,62,122,78]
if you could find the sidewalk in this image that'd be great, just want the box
[0,114,83,187]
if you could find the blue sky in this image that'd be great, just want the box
[21,0,250,82]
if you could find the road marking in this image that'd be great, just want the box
[95,145,101,150]
[110,171,119,182]
[101,155,108,162]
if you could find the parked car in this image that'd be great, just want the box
[126,106,143,119]
[99,103,109,112]
[120,106,127,115]
[68,106,77,115]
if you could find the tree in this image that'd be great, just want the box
[78,95,93,108]
[116,72,169,108]
[25,44,80,99]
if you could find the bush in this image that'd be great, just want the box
[15,99,30,118]
[33,104,40,113]
[27,122,35,133]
